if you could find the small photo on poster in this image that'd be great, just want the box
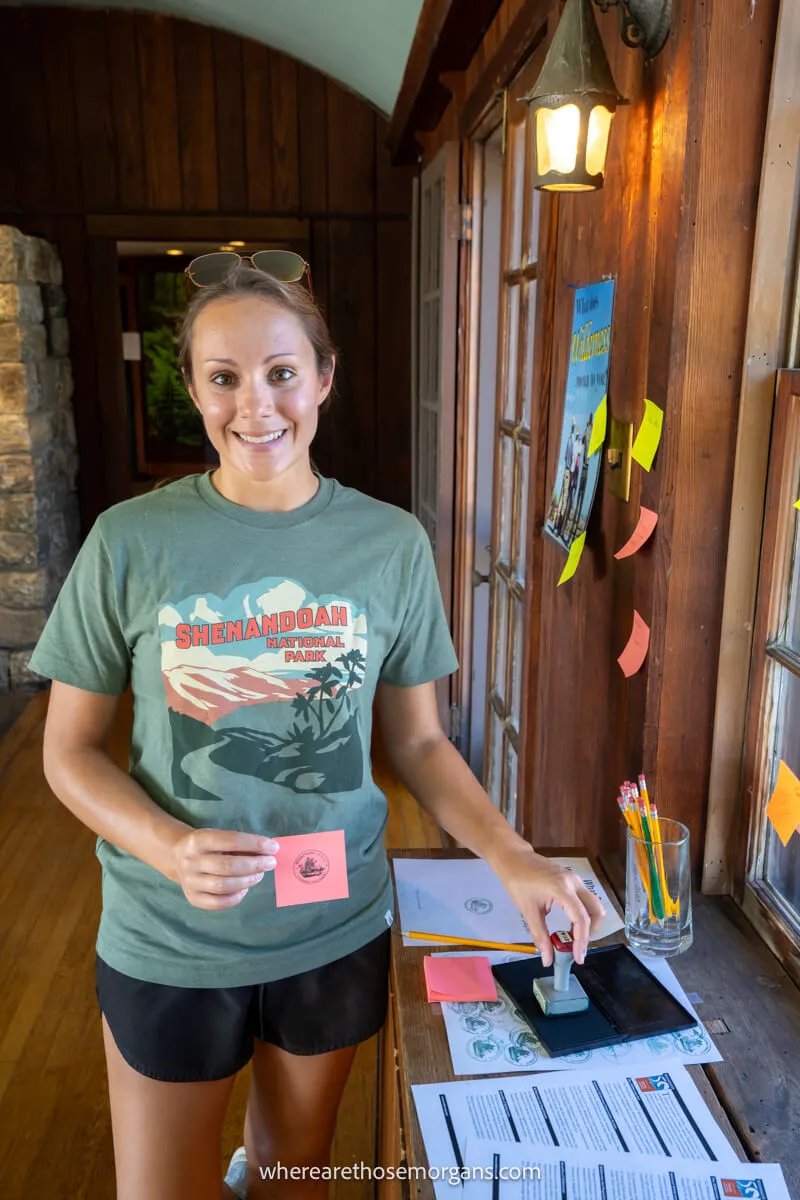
[545,279,616,554]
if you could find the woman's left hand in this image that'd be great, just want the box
[493,844,607,966]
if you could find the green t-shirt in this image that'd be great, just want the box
[29,472,458,986]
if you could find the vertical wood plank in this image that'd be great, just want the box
[107,11,147,212]
[270,51,300,211]
[242,40,274,211]
[376,116,414,216]
[327,221,376,494]
[376,221,412,510]
[88,237,131,505]
[298,64,328,213]
[70,11,117,212]
[51,216,106,530]
[213,30,248,212]
[327,82,375,214]
[32,8,81,212]
[174,21,219,212]
[3,9,53,212]
[137,15,182,210]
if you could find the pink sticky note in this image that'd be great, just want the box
[273,830,349,907]
[615,506,658,560]
[423,956,498,1003]
[618,610,650,677]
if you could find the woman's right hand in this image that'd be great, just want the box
[168,828,280,910]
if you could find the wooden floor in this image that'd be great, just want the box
[0,689,443,1199]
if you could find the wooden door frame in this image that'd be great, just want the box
[450,7,557,831]
[735,368,800,989]
[702,0,800,893]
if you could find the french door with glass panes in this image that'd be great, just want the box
[484,111,541,828]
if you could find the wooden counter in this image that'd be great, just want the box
[379,849,800,1199]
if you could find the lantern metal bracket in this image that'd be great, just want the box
[593,0,671,58]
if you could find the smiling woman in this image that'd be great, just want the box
[178,266,337,511]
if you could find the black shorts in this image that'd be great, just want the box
[95,929,391,1083]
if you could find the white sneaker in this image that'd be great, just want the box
[224,1145,249,1200]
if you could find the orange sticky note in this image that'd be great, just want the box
[423,956,498,1003]
[615,507,658,560]
[618,610,650,677]
[766,761,800,847]
[273,829,349,907]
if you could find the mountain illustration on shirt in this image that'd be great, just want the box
[158,577,368,799]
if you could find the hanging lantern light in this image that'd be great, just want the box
[521,0,628,193]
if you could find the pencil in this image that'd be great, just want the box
[640,774,678,918]
[405,931,538,955]
[634,781,665,921]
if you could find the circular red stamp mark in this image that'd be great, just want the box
[293,850,330,884]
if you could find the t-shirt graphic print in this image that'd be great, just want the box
[27,472,459,985]
[161,577,368,800]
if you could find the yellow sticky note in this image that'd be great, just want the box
[794,499,800,510]
[766,760,800,847]
[588,395,607,458]
[631,399,664,471]
[557,532,586,586]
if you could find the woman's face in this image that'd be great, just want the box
[187,295,333,489]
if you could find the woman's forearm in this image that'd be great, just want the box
[44,747,189,881]
[387,731,535,872]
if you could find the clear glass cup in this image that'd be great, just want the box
[625,818,692,957]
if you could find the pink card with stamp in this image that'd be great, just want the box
[273,829,349,907]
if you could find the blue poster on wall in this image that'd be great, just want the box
[544,279,616,554]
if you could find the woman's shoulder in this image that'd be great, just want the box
[95,475,202,539]
[329,479,425,542]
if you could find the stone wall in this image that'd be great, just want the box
[0,226,79,691]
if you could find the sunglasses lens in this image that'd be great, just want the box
[187,252,239,286]
[251,250,306,282]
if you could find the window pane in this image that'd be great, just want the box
[498,434,514,565]
[507,121,526,270]
[783,516,800,650]
[528,184,541,267]
[516,441,530,584]
[521,282,537,429]
[510,596,525,731]
[486,713,504,805]
[504,286,521,422]
[492,579,509,703]
[763,665,800,914]
[504,740,518,828]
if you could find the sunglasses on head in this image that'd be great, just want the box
[185,250,313,297]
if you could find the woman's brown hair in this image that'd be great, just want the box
[178,264,337,401]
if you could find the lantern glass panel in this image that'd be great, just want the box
[586,105,614,177]
[536,104,580,177]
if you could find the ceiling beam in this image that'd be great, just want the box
[387,0,504,165]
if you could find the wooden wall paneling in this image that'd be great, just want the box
[107,12,147,212]
[70,11,118,213]
[212,31,248,212]
[327,221,376,494]
[298,64,328,213]
[34,8,82,213]
[270,51,300,211]
[376,221,412,508]
[308,221,341,480]
[243,40,275,211]
[87,237,131,505]
[174,21,219,212]
[647,0,779,871]
[137,16,182,211]
[327,83,375,214]
[4,9,53,213]
[0,18,17,211]
[376,117,414,216]
[51,216,107,530]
